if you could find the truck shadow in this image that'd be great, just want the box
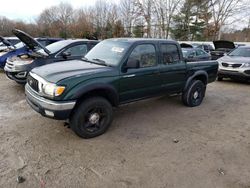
[217,79,250,86]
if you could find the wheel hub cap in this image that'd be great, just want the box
[89,113,100,124]
[193,91,199,99]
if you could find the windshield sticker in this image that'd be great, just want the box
[111,47,124,53]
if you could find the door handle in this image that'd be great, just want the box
[123,74,135,78]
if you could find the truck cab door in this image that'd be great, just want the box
[119,44,161,102]
[159,43,187,93]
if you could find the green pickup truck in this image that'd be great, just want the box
[25,38,218,138]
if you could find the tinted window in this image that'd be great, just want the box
[161,44,180,64]
[128,44,156,68]
[64,44,88,56]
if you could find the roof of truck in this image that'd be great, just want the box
[106,38,176,43]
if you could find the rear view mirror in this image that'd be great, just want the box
[62,52,71,58]
[126,59,140,69]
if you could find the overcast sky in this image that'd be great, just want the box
[0,0,106,22]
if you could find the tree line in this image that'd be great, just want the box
[0,0,249,41]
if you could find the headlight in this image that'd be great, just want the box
[42,82,65,97]
[242,63,250,68]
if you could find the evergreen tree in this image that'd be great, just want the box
[171,0,209,41]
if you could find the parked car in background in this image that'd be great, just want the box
[217,46,250,81]
[5,33,99,84]
[0,30,62,69]
[182,47,211,62]
[210,40,235,60]
[0,37,20,51]
[191,43,214,53]
[25,38,218,138]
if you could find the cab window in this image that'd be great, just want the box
[160,44,180,64]
[128,44,157,68]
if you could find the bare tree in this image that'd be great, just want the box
[37,2,73,38]
[134,0,154,37]
[209,0,245,40]
[153,0,182,38]
[119,0,137,36]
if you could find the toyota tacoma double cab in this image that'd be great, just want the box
[25,38,218,138]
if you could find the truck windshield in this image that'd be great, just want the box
[85,40,130,66]
[228,48,250,57]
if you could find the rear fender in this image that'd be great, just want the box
[184,71,208,91]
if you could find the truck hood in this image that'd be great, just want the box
[218,55,250,64]
[0,36,16,49]
[213,40,235,50]
[31,60,114,83]
[12,29,50,55]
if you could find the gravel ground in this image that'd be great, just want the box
[0,71,250,188]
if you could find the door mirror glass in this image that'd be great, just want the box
[126,58,140,69]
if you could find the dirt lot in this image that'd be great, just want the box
[0,71,250,188]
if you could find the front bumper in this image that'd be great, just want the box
[218,67,250,80]
[4,62,28,84]
[25,84,76,120]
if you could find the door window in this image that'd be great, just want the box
[160,44,180,64]
[64,44,88,56]
[128,44,157,68]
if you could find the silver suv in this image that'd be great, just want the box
[217,46,250,81]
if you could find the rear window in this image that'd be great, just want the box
[161,44,180,64]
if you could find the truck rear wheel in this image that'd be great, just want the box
[182,80,206,107]
[70,97,113,139]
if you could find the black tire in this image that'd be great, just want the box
[217,76,223,81]
[182,80,206,107]
[70,97,113,139]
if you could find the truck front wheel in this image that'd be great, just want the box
[70,97,113,138]
[182,80,206,107]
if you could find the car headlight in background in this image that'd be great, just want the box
[42,82,65,97]
[242,63,250,68]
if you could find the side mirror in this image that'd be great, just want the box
[125,59,140,69]
[62,52,71,58]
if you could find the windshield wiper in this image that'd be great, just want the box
[92,58,111,67]
[82,57,96,63]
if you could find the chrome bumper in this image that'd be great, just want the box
[25,84,76,111]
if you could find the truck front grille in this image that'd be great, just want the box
[27,75,39,92]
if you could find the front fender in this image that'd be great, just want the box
[66,83,119,106]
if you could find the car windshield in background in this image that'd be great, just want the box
[85,40,130,66]
[228,48,250,57]
[15,42,25,49]
[37,40,70,55]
